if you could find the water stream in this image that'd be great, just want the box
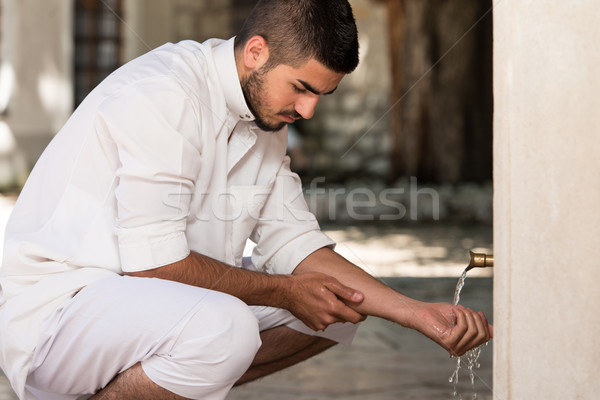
[448,268,484,398]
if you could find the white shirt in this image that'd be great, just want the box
[0,37,334,398]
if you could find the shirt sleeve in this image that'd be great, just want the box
[250,156,335,275]
[96,77,202,273]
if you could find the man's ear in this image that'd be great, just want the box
[243,35,270,71]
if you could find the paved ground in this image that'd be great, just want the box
[0,195,493,399]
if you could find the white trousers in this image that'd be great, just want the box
[25,272,358,400]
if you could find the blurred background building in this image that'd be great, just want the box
[0,5,495,397]
[2,2,599,399]
[0,0,493,223]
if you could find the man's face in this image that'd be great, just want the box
[241,59,345,132]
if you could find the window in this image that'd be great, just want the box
[74,0,123,107]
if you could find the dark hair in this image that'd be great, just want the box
[234,0,359,74]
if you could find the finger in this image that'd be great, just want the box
[477,311,491,342]
[313,307,362,329]
[331,299,366,324]
[456,308,491,355]
[302,318,322,332]
[325,280,364,303]
[479,311,494,339]
[310,312,339,331]
[454,307,478,356]
[470,309,489,347]
[444,306,467,355]
[448,306,467,344]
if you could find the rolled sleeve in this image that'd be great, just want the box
[257,230,335,275]
[97,77,202,272]
[251,156,336,275]
[117,228,190,273]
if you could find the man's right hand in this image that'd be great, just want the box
[283,271,366,331]
[406,302,493,356]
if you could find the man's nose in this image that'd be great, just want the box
[295,95,320,120]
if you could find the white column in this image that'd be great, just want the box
[493,1,600,399]
[123,0,174,62]
[0,0,72,170]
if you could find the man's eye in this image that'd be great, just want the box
[293,85,306,93]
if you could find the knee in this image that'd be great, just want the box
[178,294,261,378]
[194,293,261,369]
[213,295,262,363]
[142,293,261,398]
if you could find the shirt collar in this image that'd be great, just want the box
[213,37,255,123]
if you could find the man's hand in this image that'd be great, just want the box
[408,302,493,356]
[283,271,366,331]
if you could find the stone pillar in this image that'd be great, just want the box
[493,1,600,399]
[123,0,174,62]
[0,0,72,182]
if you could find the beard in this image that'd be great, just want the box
[241,69,295,132]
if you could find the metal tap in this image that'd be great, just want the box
[466,250,494,271]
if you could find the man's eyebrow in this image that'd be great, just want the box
[297,79,337,96]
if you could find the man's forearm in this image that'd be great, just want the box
[294,247,422,328]
[295,247,493,356]
[126,251,293,308]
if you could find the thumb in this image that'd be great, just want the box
[325,280,364,303]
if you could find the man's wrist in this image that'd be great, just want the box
[269,273,295,310]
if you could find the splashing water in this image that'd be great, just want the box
[448,268,484,398]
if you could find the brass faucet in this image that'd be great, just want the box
[466,250,494,271]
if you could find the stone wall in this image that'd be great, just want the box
[494,1,600,398]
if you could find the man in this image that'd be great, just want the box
[0,0,492,399]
